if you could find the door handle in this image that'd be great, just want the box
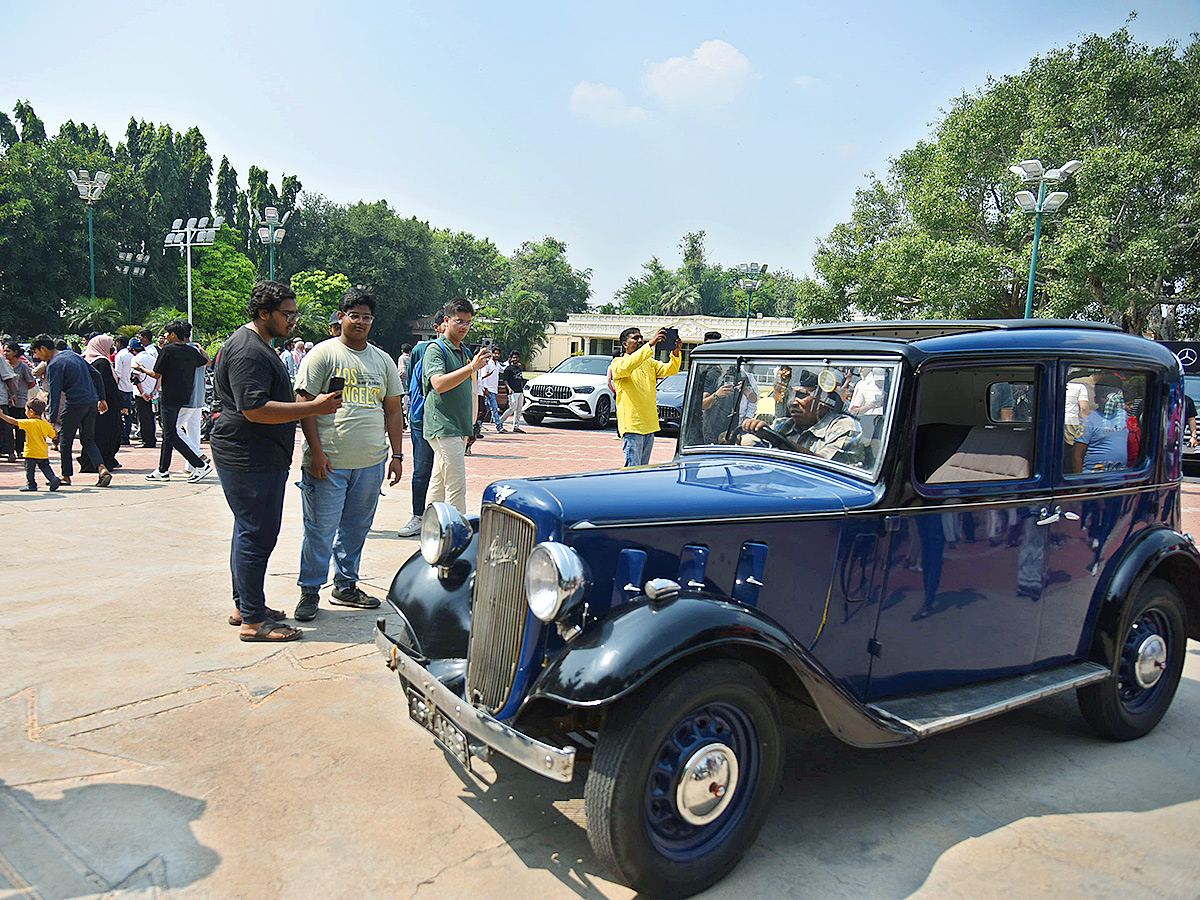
[1037,507,1061,526]
[1062,511,1080,521]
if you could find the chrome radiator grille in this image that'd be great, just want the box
[465,505,537,713]
[658,405,681,421]
[531,384,571,399]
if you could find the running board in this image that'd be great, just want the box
[866,661,1110,739]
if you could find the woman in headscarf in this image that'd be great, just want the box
[80,334,122,472]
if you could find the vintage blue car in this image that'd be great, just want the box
[374,320,1199,897]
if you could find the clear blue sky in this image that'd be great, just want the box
[4,0,1197,307]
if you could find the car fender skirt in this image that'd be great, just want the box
[526,593,917,748]
[1093,527,1200,660]
[386,539,478,661]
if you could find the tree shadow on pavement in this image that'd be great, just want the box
[0,780,220,899]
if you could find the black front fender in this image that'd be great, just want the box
[526,592,916,748]
[386,536,478,660]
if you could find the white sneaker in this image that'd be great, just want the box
[145,470,170,481]
[187,462,213,483]
[398,515,422,537]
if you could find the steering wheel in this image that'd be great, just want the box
[751,426,797,452]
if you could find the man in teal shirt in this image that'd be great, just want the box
[422,297,490,514]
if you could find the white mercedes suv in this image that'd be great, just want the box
[522,355,615,428]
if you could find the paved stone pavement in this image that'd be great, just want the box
[1,422,1197,900]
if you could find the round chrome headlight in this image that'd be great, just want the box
[524,541,590,623]
[420,502,472,566]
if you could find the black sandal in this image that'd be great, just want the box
[229,608,287,626]
[239,620,302,642]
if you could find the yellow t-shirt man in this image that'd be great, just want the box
[18,418,57,459]
[610,342,681,436]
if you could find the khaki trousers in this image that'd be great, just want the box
[427,434,469,513]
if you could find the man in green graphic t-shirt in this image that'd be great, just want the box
[292,286,405,622]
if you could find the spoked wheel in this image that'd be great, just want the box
[585,660,784,898]
[1077,577,1187,740]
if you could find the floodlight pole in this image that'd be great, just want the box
[164,216,223,324]
[254,208,290,281]
[1024,181,1048,320]
[117,248,149,324]
[67,169,111,299]
[737,263,767,337]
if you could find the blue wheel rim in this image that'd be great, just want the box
[643,701,760,861]
[1117,607,1172,713]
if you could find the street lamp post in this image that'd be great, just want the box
[253,207,291,281]
[1009,158,1083,318]
[164,216,224,324]
[116,247,150,324]
[67,169,112,299]
[737,262,768,337]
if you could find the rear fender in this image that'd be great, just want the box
[1089,527,1200,668]
[525,592,916,748]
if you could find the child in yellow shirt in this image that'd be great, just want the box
[0,397,61,491]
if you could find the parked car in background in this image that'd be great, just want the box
[655,371,687,435]
[374,320,1197,898]
[522,354,614,427]
[1159,341,1200,470]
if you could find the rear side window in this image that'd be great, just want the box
[915,365,1039,485]
[1063,366,1150,475]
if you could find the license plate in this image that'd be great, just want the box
[405,687,471,772]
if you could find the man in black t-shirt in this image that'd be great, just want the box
[211,281,342,642]
[497,352,528,433]
[139,320,211,482]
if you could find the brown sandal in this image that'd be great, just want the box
[239,620,302,642]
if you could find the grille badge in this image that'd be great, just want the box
[487,536,520,568]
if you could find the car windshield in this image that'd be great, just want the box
[551,356,612,376]
[1184,374,1200,405]
[658,373,688,392]
[680,357,899,479]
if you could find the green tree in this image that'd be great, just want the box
[290,269,351,339]
[509,237,591,321]
[216,156,238,226]
[62,295,122,333]
[190,225,257,340]
[615,256,674,315]
[477,286,553,362]
[804,27,1200,332]
[435,230,510,305]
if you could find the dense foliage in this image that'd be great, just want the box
[790,27,1200,334]
[0,103,585,358]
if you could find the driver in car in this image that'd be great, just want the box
[737,369,862,461]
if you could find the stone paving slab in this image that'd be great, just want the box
[1,421,1197,900]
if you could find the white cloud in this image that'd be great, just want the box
[792,75,818,91]
[569,82,649,127]
[644,40,759,113]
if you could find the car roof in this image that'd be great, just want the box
[691,319,1178,371]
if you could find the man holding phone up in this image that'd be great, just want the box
[292,287,406,622]
[610,325,681,466]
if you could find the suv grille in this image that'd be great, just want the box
[658,405,681,421]
[465,505,537,713]
[531,384,571,400]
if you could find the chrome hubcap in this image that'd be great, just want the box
[1133,634,1167,688]
[675,742,739,825]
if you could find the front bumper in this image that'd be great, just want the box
[374,625,576,783]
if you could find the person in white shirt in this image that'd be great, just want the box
[131,337,159,447]
[479,349,504,433]
[396,344,412,418]
[112,335,136,445]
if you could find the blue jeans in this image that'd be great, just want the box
[622,432,655,467]
[410,421,434,517]
[298,461,385,591]
[483,390,502,429]
[217,466,289,624]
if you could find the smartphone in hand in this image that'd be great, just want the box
[328,376,346,394]
[659,327,679,359]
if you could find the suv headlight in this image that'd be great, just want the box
[525,542,590,623]
[574,385,595,394]
[420,502,472,566]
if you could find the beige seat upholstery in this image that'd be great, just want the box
[924,425,1033,483]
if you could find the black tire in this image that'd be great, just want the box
[1077,577,1187,740]
[592,395,612,429]
[584,659,784,898]
[522,411,544,425]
